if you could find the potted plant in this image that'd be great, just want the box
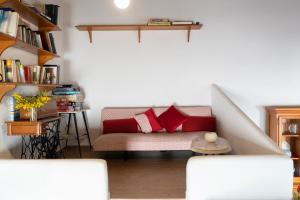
[12,92,50,121]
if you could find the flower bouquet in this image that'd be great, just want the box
[12,92,50,121]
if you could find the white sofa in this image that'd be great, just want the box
[0,159,109,200]
[186,85,294,200]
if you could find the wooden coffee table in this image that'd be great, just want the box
[191,135,232,155]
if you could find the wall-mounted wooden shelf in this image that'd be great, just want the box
[0,82,60,102]
[0,32,59,65]
[76,24,202,43]
[0,0,61,31]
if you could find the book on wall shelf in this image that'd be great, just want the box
[0,8,20,37]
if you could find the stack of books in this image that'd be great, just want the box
[53,86,84,112]
[147,18,171,26]
[0,8,19,37]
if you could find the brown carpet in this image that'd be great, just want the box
[63,147,190,199]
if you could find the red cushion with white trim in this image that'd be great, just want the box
[158,105,187,133]
[182,116,216,132]
[134,108,162,133]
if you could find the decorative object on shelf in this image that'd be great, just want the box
[12,92,50,121]
[289,123,298,134]
[8,96,20,121]
[204,132,218,143]
[281,140,292,157]
[114,0,130,9]
[40,65,60,84]
[148,18,171,26]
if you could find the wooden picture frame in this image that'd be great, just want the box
[40,65,60,84]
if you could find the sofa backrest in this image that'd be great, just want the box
[0,159,109,200]
[101,106,212,132]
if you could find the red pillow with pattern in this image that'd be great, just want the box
[134,108,162,133]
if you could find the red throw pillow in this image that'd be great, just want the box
[134,108,162,133]
[158,105,187,133]
[182,116,216,132]
[103,118,139,134]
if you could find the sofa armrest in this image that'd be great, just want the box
[186,155,293,200]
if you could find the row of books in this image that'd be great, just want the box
[147,18,197,26]
[0,59,60,84]
[17,22,57,54]
[0,8,19,37]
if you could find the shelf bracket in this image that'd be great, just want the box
[0,83,17,102]
[0,40,16,56]
[88,30,93,43]
[38,53,55,66]
[187,27,191,43]
[138,28,141,43]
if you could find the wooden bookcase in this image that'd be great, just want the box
[0,0,61,102]
[76,24,202,43]
[267,107,300,190]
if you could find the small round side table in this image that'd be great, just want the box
[191,135,232,155]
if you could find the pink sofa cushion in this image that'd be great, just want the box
[158,106,187,133]
[93,131,207,151]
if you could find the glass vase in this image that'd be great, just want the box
[30,107,38,121]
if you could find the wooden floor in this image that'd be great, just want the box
[63,147,191,200]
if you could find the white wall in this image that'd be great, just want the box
[1,0,300,153]
[61,0,300,141]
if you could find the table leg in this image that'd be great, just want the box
[82,111,92,149]
[65,113,72,148]
[73,113,82,158]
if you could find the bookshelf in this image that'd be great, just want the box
[76,24,202,43]
[0,0,61,102]
[266,107,300,191]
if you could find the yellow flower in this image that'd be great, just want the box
[12,92,50,110]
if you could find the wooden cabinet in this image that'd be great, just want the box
[267,107,300,189]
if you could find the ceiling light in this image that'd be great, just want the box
[114,0,130,9]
